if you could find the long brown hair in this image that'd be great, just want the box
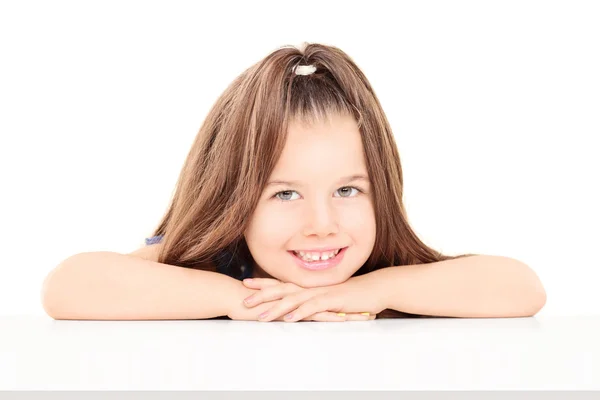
[148,42,479,318]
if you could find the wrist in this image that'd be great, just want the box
[224,278,252,318]
[361,267,396,311]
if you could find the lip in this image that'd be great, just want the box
[288,247,348,271]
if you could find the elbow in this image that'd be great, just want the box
[516,260,547,317]
[525,281,547,317]
[41,260,67,319]
[40,253,91,319]
[41,272,61,319]
[491,256,547,318]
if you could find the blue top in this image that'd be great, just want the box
[145,234,253,281]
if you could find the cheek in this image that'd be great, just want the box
[340,202,376,232]
[247,208,291,248]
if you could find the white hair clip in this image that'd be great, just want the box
[293,64,317,76]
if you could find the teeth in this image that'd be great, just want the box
[293,248,342,262]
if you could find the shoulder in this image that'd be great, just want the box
[126,235,164,262]
[127,244,162,262]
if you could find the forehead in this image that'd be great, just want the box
[271,116,367,182]
[277,114,365,168]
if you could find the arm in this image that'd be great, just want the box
[41,251,241,320]
[375,255,547,318]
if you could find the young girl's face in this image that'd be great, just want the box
[244,113,376,288]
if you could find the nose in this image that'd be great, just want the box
[302,200,340,237]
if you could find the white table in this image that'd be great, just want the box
[1,315,598,390]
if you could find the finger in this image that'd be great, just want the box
[258,289,320,322]
[273,312,374,322]
[304,312,374,322]
[343,312,374,321]
[274,311,343,322]
[242,278,281,288]
[306,311,346,322]
[244,282,299,308]
[285,294,339,322]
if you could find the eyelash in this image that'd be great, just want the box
[272,186,365,203]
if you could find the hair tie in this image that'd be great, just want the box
[293,64,317,76]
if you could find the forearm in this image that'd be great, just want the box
[377,255,547,318]
[41,251,240,320]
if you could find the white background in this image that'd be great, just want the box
[0,0,598,317]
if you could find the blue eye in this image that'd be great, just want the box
[274,190,300,202]
[273,186,364,202]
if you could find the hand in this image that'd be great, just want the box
[230,278,374,322]
[242,278,375,322]
[227,278,364,322]
[241,272,388,322]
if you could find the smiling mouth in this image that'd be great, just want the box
[288,247,349,271]
[291,247,344,262]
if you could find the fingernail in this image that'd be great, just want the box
[243,295,255,304]
[243,278,253,283]
[285,313,294,320]
[360,312,370,316]
[336,313,346,317]
[258,311,269,319]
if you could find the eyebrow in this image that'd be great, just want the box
[266,174,370,187]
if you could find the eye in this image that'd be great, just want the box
[334,186,362,198]
[274,190,301,202]
[272,186,364,202]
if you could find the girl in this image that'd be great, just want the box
[42,42,546,322]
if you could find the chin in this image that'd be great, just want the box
[295,273,350,288]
